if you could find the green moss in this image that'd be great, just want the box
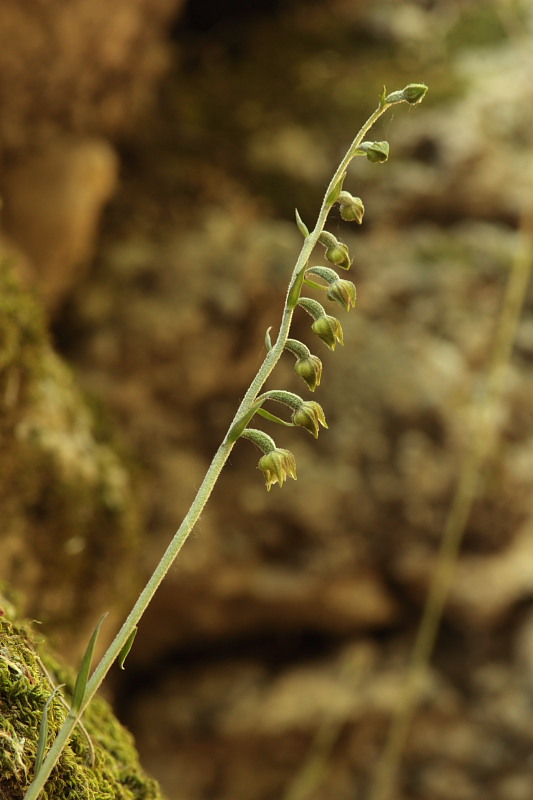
[0,616,165,800]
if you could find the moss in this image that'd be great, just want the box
[0,614,165,800]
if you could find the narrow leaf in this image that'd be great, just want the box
[295,209,310,238]
[72,613,107,713]
[287,269,305,310]
[118,627,138,670]
[303,278,327,292]
[34,686,64,775]
[325,171,346,207]
[265,326,273,352]
[227,399,264,443]
[256,408,294,427]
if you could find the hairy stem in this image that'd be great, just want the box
[24,93,402,800]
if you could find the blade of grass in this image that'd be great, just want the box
[34,686,64,774]
[71,613,108,714]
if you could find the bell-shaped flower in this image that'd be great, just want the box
[311,314,344,350]
[294,354,323,392]
[337,191,365,224]
[327,279,356,312]
[291,401,328,438]
[318,231,352,270]
[258,448,297,491]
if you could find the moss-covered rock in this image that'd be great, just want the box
[0,609,164,800]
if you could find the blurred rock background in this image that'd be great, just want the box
[2,1,533,799]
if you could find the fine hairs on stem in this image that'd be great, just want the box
[23,82,428,800]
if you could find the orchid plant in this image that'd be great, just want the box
[23,82,428,799]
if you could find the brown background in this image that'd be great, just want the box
[2,1,533,799]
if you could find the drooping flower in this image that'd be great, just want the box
[291,401,328,438]
[326,279,356,312]
[311,314,344,350]
[318,232,352,270]
[337,191,365,224]
[258,448,297,491]
[294,353,323,392]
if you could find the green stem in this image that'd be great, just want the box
[23,95,397,800]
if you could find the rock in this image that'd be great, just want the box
[0,258,141,660]
[0,608,164,800]
[2,138,117,310]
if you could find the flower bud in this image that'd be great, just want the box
[356,141,389,163]
[337,192,365,224]
[318,231,351,269]
[291,401,328,438]
[311,315,344,350]
[294,354,323,392]
[258,448,297,491]
[326,279,356,312]
[401,83,428,105]
[384,90,404,105]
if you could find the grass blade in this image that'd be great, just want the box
[71,613,107,713]
[34,686,64,775]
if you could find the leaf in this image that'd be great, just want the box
[264,326,273,352]
[71,613,107,713]
[295,209,310,238]
[303,277,326,292]
[34,686,64,775]
[227,398,264,443]
[118,627,138,670]
[287,269,305,310]
[256,408,294,427]
[325,171,346,207]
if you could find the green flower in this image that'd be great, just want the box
[311,315,344,350]
[326,279,356,312]
[258,448,297,491]
[401,83,428,105]
[318,232,351,270]
[294,354,323,392]
[325,242,351,268]
[356,140,389,164]
[337,192,365,224]
[291,401,328,438]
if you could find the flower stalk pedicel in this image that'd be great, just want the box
[24,83,427,800]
